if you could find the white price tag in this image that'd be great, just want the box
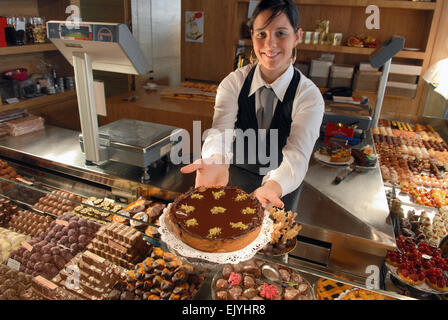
[7,258,21,271]
[6,98,19,104]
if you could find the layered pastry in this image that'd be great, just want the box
[330,149,351,163]
[87,223,151,269]
[351,148,377,167]
[167,186,264,253]
[52,250,124,300]
[318,144,343,156]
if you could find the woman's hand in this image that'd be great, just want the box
[180,155,229,188]
[253,180,284,209]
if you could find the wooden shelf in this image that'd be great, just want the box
[319,87,413,101]
[238,0,437,10]
[238,39,426,60]
[0,43,58,56]
[0,90,77,113]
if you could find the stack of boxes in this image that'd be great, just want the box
[299,59,421,99]
[352,63,382,92]
[309,59,333,88]
[329,65,355,88]
[386,63,421,98]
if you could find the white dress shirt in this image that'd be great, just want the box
[202,63,324,197]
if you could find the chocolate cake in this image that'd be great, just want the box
[167,186,264,253]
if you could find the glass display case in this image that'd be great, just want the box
[0,159,414,301]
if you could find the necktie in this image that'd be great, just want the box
[258,86,275,130]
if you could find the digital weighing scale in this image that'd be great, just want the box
[47,21,183,181]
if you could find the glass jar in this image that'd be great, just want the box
[5,16,17,46]
[25,16,35,44]
[32,17,46,44]
[15,16,26,46]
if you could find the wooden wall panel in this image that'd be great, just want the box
[181,0,237,83]
[0,0,39,16]
[37,0,72,20]
[29,94,81,131]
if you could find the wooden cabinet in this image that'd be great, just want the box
[181,0,445,119]
[0,0,81,130]
[0,0,133,130]
[181,0,237,83]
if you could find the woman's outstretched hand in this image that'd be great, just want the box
[253,180,284,209]
[180,155,229,188]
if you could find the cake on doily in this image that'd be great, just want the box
[166,186,264,253]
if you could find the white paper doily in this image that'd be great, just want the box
[158,203,273,264]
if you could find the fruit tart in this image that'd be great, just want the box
[315,278,353,300]
[397,261,426,286]
[396,236,416,254]
[425,267,448,292]
[385,250,404,267]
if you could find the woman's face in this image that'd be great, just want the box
[251,10,301,82]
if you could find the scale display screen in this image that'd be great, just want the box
[47,21,118,43]
[60,24,91,40]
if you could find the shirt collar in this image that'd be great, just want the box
[249,63,294,102]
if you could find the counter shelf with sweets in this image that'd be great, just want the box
[0,163,413,300]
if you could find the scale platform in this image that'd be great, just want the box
[79,119,183,173]
[323,101,373,130]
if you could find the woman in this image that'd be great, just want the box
[181,0,324,208]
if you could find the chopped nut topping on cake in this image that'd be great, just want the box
[180,204,195,214]
[212,190,226,199]
[207,227,222,239]
[242,207,256,215]
[210,206,227,214]
[230,222,248,230]
[234,193,248,201]
[185,218,198,227]
[190,193,204,200]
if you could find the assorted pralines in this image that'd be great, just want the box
[107,247,204,300]
[213,258,312,300]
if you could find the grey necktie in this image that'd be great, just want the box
[258,86,275,130]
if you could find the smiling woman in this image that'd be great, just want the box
[181,0,324,210]
[248,0,302,84]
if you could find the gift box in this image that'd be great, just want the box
[325,122,354,138]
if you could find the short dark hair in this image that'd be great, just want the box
[247,0,300,32]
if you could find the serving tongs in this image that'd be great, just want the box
[333,163,356,185]
[333,162,376,184]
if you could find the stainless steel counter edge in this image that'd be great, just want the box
[0,126,189,201]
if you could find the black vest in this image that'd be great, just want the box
[233,65,301,175]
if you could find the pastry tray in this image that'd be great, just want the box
[385,262,447,295]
